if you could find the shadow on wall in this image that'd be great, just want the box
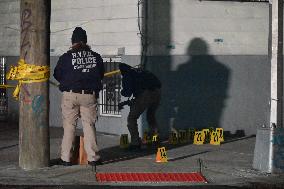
[140,0,230,138]
[144,38,231,139]
[172,38,231,130]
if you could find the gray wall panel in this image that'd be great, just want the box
[145,54,270,138]
[4,55,271,138]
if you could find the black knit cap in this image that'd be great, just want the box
[119,63,133,75]
[71,27,87,44]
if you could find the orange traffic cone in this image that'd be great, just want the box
[70,136,80,165]
[79,136,88,165]
[156,147,168,163]
[70,136,88,165]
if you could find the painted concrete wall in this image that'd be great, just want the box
[0,1,268,56]
[170,1,268,56]
[145,0,270,137]
[1,0,143,137]
[0,0,273,138]
[146,55,269,138]
[0,0,141,56]
[0,0,20,56]
[50,0,141,56]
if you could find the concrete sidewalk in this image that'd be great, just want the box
[0,123,284,188]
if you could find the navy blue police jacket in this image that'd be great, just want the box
[53,46,105,94]
[119,63,161,98]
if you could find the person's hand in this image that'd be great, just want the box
[118,100,132,110]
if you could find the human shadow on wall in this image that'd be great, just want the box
[172,38,231,131]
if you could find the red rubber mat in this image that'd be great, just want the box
[96,172,207,183]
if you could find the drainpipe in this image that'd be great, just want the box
[0,57,7,121]
[253,0,284,173]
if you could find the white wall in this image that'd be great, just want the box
[0,0,20,56]
[0,0,270,57]
[50,0,141,56]
[0,0,273,136]
[0,0,142,56]
[170,1,268,55]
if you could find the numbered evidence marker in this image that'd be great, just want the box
[156,147,168,163]
[202,129,210,143]
[169,132,178,145]
[194,131,205,145]
[178,130,187,144]
[210,131,220,145]
[186,128,196,143]
[120,134,129,148]
[216,128,224,142]
[152,135,158,142]
[152,134,160,146]
[142,131,151,145]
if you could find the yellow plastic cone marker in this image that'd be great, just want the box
[194,131,204,145]
[178,130,187,144]
[169,132,178,145]
[142,131,149,144]
[186,128,195,143]
[152,134,159,142]
[190,128,196,142]
[202,129,210,143]
[186,129,191,142]
[156,147,168,163]
[216,128,224,142]
[120,134,129,148]
[209,127,215,135]
[152,134,160,146]
[210,131,220,145]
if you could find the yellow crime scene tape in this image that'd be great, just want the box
[49,69,121,87]
[1,59,121,100]
[2,59,50,100]
[104,70,120,77]
[0,85,15,89]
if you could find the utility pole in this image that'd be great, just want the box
[253,0,284,173]
[19,0,50,170]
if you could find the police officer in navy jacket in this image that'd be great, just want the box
[54,27,104,166]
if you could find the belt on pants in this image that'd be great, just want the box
[66,89,95,95]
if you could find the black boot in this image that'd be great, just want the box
[60,159,72,166]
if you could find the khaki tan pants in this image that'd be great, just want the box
[61,91,100,162]
[127,89,161,145]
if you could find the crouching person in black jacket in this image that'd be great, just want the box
[119,63,161,151]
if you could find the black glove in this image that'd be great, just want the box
[118,99,133,110]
